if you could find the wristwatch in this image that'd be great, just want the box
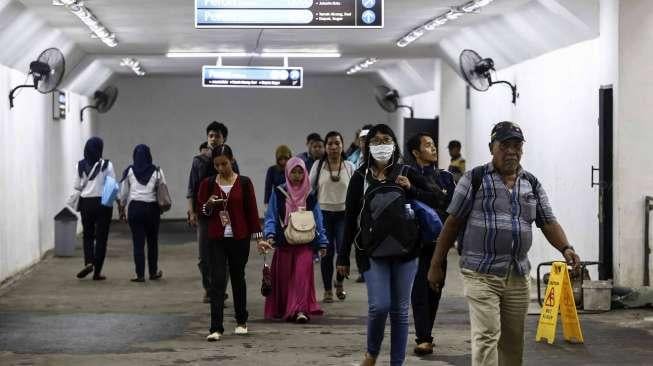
[559,245,575,254]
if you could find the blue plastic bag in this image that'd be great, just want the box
[409,199,443,244]
[101,175,119,207]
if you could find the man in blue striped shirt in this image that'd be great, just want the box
[427,121,581,366]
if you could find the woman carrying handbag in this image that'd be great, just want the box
[71,137,116,281]
[118,144,166,282]
[258,157,328,323]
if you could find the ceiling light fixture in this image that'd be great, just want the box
[166,52,341,58]
[53,0,118,48]
[396,0,494,48]
[121,58,145,76]
[346,58,378,75]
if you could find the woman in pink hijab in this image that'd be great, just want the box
[258,157,328,323]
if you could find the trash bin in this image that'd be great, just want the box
[582,280,613,311]
[54,207,78,257]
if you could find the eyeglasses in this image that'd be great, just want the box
[369,137,394,146]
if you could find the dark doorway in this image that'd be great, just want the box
[403,117,439,161]
[597,86,614,280]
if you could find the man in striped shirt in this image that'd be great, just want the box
[427,121,581,366]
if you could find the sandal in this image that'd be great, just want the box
[335,281,346,301]
[323,290,334,303]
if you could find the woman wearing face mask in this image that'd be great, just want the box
[258,157,329,323]
[337,124,433,366]
[264,145,292,208]
[309,131,355,303]
[197,145,262,342]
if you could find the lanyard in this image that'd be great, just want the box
[217,174,236,211]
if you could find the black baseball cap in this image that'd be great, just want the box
[490,121,525,143]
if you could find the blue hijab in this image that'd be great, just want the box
[122,144,156,185]
[78,137,104,180]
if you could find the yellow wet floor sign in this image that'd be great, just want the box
[535,261,584,344]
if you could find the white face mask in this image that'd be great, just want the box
[369,144,395,163]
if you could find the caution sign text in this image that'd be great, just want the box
[535,261,584,344]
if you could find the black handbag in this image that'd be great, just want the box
[261,254,272,297]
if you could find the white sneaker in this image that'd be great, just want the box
[234,325,248,335]
[296,313,308,324]
[206,332,222,342]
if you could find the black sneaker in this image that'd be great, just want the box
[355,275,365,283]
[92,274,106,281]
[130,277,145,283]
[150,270,163,280]
[76,264,94,279]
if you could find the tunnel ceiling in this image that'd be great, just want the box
[4,0,599,95]
[15,0,536,76]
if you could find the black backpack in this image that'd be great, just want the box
[357,168,419,258]
[457,165,540,252]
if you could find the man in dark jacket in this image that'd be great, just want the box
[406,132,456,355]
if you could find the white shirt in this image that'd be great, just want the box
[309,159,355,212]
[73,160,116,198]
[220,184,234,238]
[118,168,166,205]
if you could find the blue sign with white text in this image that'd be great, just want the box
[195,0,383,28]
[202,66,304,88]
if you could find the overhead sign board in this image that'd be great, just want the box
[202,66,304,88]
[195,0,383,28]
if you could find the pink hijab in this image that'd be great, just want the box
[284,157,311,225]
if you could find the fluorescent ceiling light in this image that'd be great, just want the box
[53,0,117,47]
[396,0,494,48]
[166,52,340,58]
[259,52,340,58]
[167,52,254,58]
[121,58,146,76]
[346,58,378,75]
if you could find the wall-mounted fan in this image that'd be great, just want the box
[459,49,518,104]
[80,85,119,122]
[9,48,66,109]
[374,85,414,118]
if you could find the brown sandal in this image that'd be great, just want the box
[360,353,376,366]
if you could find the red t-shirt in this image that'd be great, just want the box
[197,175,261,240]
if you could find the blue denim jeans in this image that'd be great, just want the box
[365,257,418,366]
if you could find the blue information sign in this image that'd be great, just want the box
[196,0,383,28]
[202,66,304,88]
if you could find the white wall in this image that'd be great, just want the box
[96,75,390,218]
[462,39,601,279]
[0,63,94,283]
[614,0,653,287]
[393,59,442,161]
[395,59,468,170]
[439,61,468,170]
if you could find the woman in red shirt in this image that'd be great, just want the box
[197,145,262,342]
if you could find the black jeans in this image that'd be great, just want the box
[411,244,448,344]
[79,197,113,276]
[128,201,161,278]
[198,219,229,293]
[321,210,346,291]
[207,237,250,334]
